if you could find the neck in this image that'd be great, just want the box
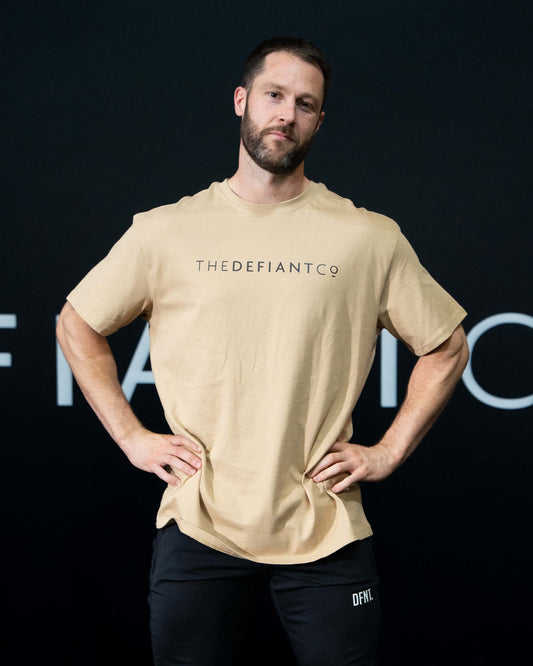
[227,141,310,203]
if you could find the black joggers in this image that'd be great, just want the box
[149,522,380,665]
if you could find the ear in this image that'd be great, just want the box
[234,86,247,118]
[314,110,325,134]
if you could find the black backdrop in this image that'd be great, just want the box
[2,1,532,664]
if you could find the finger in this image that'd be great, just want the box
[331,466,367,491]
[307,453,342,477]
[331,473,359,493]
[311,461,349,483]
[170,435,202,452]
[166,455,200,476]
[171,447,203,469]
[153,464,180,486]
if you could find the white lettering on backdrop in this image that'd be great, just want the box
[46,312,533,410]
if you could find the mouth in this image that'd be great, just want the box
[266,130,294,141]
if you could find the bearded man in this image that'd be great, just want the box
[57,36,468,665]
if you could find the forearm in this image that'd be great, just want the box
[56,302,202,485]
[378,324,469,467]
[56,302,144,449]
[305,325,470,491]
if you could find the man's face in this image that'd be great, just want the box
[236,51,325,175]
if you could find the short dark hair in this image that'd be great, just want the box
[241,36,331,109]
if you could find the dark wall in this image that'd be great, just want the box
[3,1,531,664]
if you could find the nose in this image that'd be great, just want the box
[278,99,296,125]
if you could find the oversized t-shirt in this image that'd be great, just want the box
[67,179,466,563]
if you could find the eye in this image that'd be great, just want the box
[298,100,314,112]
[268,91,279,99]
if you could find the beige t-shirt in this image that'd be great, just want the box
[68,179,466,563]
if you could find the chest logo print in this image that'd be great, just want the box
[195,259,339,277]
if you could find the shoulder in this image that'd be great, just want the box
[314,183,401,239]
[132,182,222,231]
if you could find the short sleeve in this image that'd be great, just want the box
[67,220,152,336]
[378,231,467,355]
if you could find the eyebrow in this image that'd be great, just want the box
[262,82,320,106]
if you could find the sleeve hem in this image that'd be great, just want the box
[66,293,112,337]
[413,308,467,356]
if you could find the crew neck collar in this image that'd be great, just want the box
[217,178,321,213]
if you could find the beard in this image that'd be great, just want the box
[240,106,316,175]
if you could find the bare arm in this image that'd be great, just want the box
[56,302,201,486]
[308,324,469,493]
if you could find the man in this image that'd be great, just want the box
[57,37,469,665]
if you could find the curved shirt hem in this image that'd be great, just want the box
[160,514,374,564]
